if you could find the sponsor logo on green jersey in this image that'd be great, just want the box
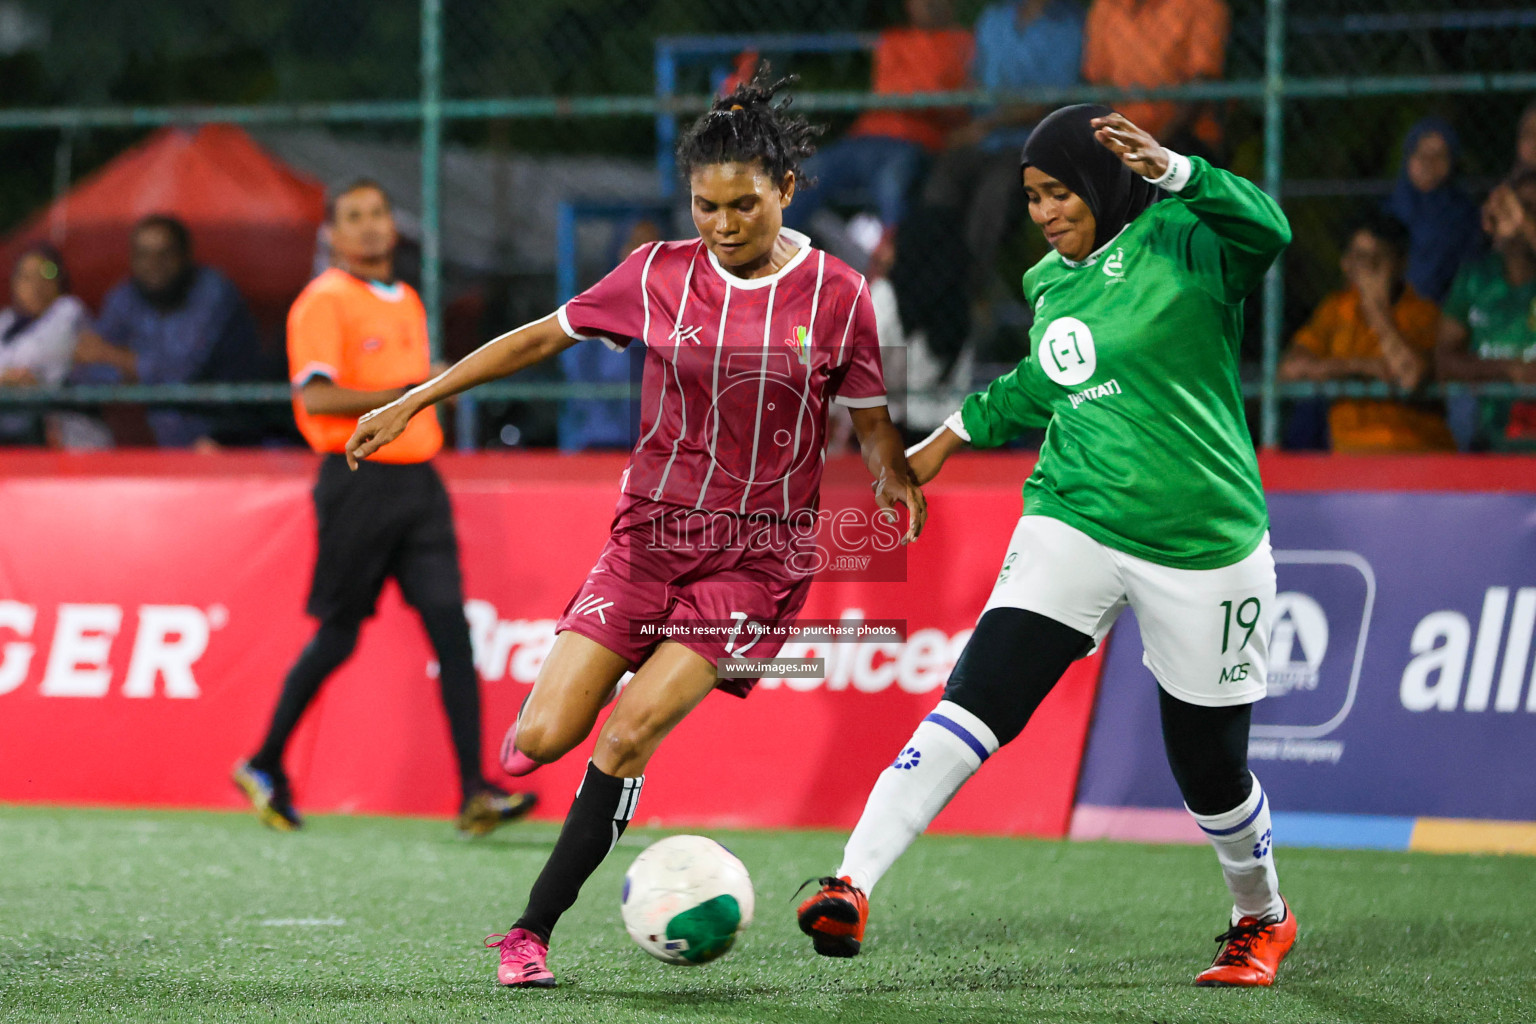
[1041,316,1096,386]
[1103,247,1126,284]
[1067,378,1123,409]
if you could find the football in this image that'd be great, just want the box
[620,834,755,965]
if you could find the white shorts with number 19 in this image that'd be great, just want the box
[983,515,1276,707]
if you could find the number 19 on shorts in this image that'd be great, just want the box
[1220,597,1262,654]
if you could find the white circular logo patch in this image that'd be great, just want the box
[1039,316,1097,386]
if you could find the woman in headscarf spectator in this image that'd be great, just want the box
[0,244,109,444]
[1383,117,1481,303]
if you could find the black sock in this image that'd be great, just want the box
[514,761,643,942]
[418,604,484,803]
[252,620,360,771]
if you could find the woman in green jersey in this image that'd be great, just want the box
[799,105,1298,988]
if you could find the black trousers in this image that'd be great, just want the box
[306,455,465,622]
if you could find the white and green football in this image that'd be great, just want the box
[621,834,755,965]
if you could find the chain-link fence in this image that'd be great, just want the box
[1,0,1533,452]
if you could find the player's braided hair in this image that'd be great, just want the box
[675,67,822,186]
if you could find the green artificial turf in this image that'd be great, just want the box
[0,805,1531,1023]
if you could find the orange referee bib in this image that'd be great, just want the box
[287,268,442,463]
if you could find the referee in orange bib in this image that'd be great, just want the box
[233,178,535,837]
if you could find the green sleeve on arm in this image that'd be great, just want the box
[959,359,1054,449]
[1166,155,1292,303]
[1441,263,1473,326]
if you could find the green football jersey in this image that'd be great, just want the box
[1441,252,1536,362]
[958,155,1291,569]
[1440,252,1536,445]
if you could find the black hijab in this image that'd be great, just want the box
[1020,104,1162,254]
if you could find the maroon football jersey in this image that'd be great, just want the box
[557,231,886,517]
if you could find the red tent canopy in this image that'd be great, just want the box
[0,124,325,329]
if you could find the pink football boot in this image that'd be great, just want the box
[498,724,540,777]
[486,928,556,988]
[500,682,624,777]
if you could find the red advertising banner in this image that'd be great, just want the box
[0,451,1102,837]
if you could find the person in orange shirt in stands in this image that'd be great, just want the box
[783,0,972,240]
[1082,0,1229,160]
[1279,211,1454,453]
[232,178,536,836]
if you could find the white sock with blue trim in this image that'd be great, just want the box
[1188,772,1284,923]
[836,700,1000,896]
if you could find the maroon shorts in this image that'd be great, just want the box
[554,493,816,697]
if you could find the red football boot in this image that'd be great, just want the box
[1194,898,1297,987]
[797,875,869,958]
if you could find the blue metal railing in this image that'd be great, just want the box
[555,200,674,303]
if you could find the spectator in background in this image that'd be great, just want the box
[1384,118,1481,304]
[784,0,972,241]
[1082,0,1229,160]
[1437,169,1536,450]
[1515,97,1536,174]
[884,204,975,422]
[0,244,97,444]
[72,214,262,448]
[920,0,1085,298]
[1279,211,1453,453]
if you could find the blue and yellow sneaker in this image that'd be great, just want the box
[455,783,538,838]
[231,759,303,832]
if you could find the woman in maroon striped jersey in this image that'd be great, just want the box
[346,71,926,988]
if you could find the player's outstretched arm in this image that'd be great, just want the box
[346,313,578,467]
[849,404,927,543]
[956,359,1053,450]
[904,423,967,485]
[1092,112,1290,299]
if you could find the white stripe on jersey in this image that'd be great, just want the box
[740,278,779,514]
[635,359,668,464]
[653,250,698,497]
[836,275,866,363]
[655,357,688,498]
[638,241,662,344]
[783,250,827,516]
[673,250,697,339]
[635,248,697,475]
[695,274,732,508]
